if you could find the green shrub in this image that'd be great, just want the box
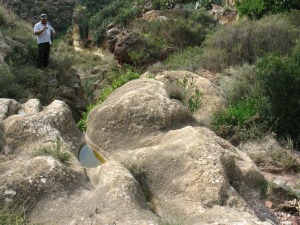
[0,65,19,98]
[164,46,202,72]
[133,8,215,51]
[236,0,300,19]
[196,0,223,9]
[78,0,144,45]
[201,14,299,72]
[255,51,300,147]
[212,98,268,144]
[167,76,203,113]
[49,52,77,84]
[218,64,256,106]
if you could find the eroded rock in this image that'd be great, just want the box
[116,126,273,224]
[29,161,158,225]
[142,70,225,126]
[86,78,193,151]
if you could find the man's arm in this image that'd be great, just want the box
[34,24,46,35]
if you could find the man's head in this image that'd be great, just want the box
[40,14,47,24]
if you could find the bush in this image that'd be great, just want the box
[218,64,256,106]
[201,14,299,72]
[164,46,203,71]
[236,0,300,19]
[255,51,300,147]
[196,0,223,10]
[133,8,216,50]
[212,99,268,144]
[78,0,143,45]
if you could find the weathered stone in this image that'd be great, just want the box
[2,100,82,154]
[22,98,42,114]
[86,78,193,152]
[29,161,158,225]
[0,98,21,122]
[0,155,86,208]
[142,70,225,126]
[116,126,272,224]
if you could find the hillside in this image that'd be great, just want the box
[0,0,78,31]
[1,0,300,224]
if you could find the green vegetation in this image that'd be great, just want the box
[0,202,26,225]
[200,14,299,72]
[33,137,72,163]
[133,9,216,49]
[254,50,300,146]
[167,76,203,113]
[236,0,300,19]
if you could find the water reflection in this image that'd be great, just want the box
[79,144,102,168]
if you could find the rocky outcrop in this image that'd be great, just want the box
[142,70,225,126]
[29,161,158,225]
[86,78,194,151]
[0,0,78,31]
[114,126,273,224]
[1,99,82,152]
[0,98,85,210]
[105,28,176,65]
[0,90,276,224]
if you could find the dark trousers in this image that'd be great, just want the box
[38,42,50,68]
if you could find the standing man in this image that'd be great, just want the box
[34,14,55,68]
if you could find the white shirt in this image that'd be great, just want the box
[34,21,55,44]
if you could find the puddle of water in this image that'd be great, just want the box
[79,144,105,168]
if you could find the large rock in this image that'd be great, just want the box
[116,126,274,224]
[86,78,194,152]
[105,28,175,65]
[0,99,86,212]
[2,99,82,153]
[142,70,225,126]
[29,161,159,225]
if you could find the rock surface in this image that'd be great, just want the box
[2,99,82,152]
[105,28,175,65]
[86,78,194,152]
[113,126,272,225]
[0,88,275,225]
[29,161,158,225]
[0,99,85,211]
[142,70,225,126]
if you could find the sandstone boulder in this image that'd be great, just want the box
[29,161,159,225]
[115,126,274,224]
[86,78,194,152]
[2,99,82,153]
[0,99,86,214]
[142,70,225,126]
[0,98,21,122]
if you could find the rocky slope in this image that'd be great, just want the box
[0,75,281,225]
